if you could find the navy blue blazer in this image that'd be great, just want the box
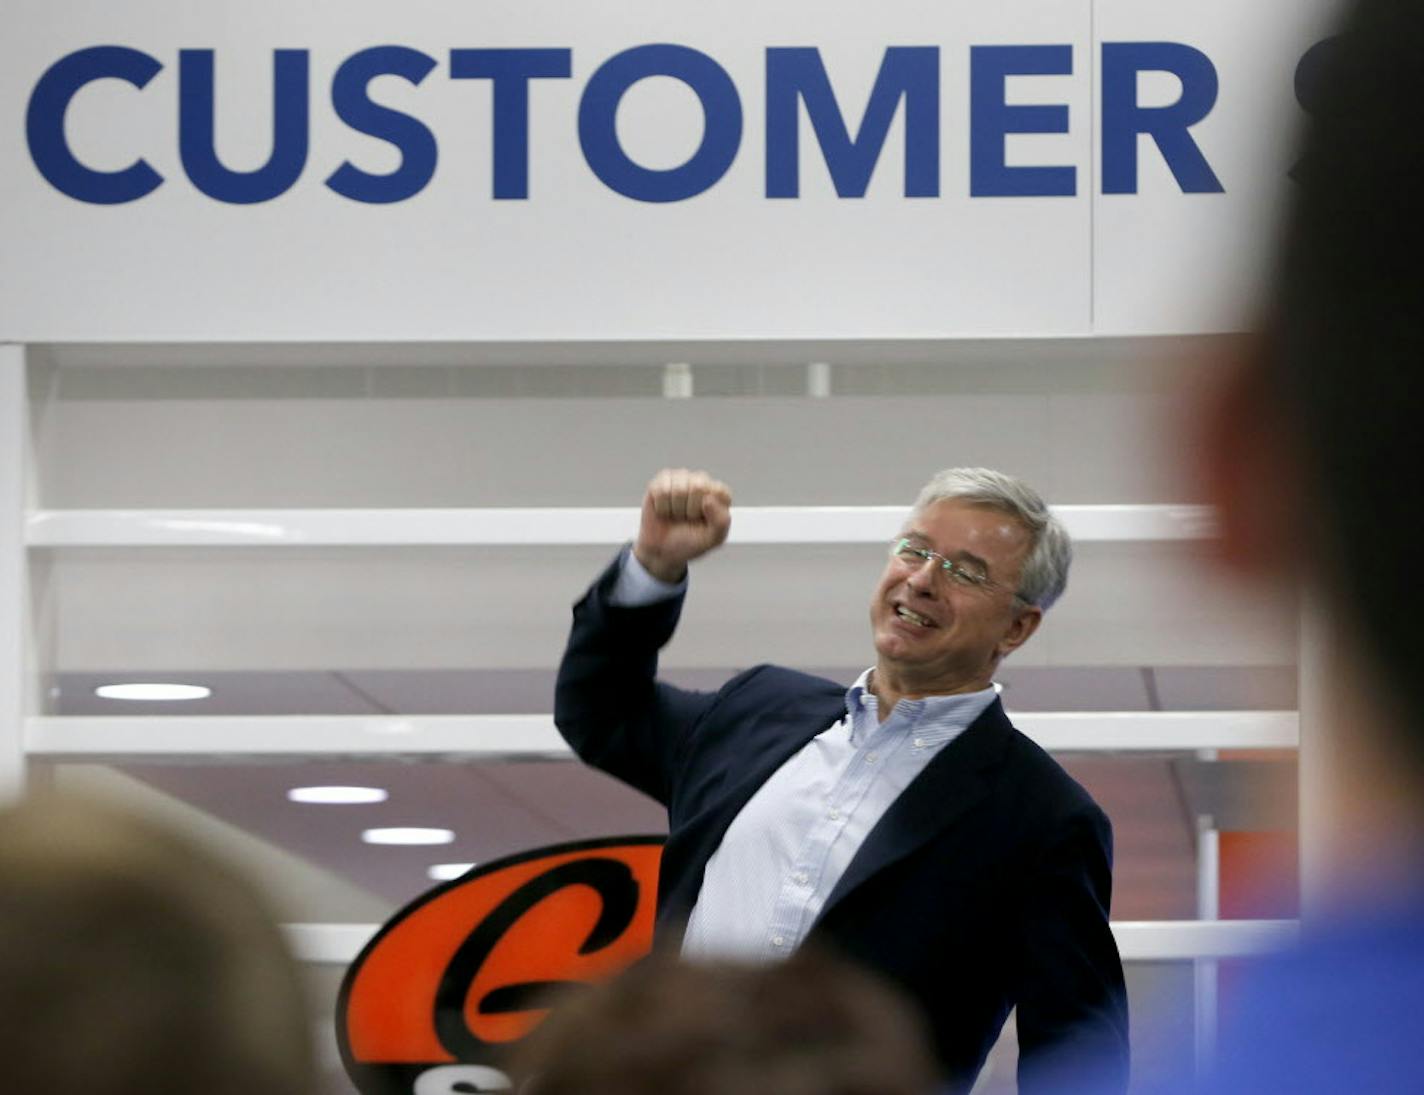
[555,554,1130,1093]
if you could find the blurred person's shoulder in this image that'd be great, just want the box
[1207,884,1424,1093]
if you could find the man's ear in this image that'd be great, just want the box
[1194,333,1304,579]
[997,605,1042,660]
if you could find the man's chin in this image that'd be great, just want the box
[874,634,932,667]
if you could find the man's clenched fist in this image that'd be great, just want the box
[633,468,733,583]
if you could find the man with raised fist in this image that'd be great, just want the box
[554,466,1128,1094]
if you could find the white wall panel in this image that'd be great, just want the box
[44,541,1294,673]
[0,350,31,798]
[40,390,1188,509]
[40,396,1052,507]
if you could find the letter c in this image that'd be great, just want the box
[432,857,640,1057]
[26,46,164,204]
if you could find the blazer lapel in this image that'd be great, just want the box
[816,698,1015,919]
[718,691,847,816]
[659,689,846,928]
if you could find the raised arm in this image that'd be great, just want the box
[553,470,732,805]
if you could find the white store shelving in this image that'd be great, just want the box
[26,503,1216,548]
[24,710,1299,759]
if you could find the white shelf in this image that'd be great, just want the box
[284,917,1298,965]
[1112,919,1298,961]
[25,710,1296,758]
[25,714,569,758]
[1013,711,1298,751]
[26,504,1216,548]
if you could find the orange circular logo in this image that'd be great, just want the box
[337,837,663,1094]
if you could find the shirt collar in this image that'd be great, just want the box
[845,668,999,746]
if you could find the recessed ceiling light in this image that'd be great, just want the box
[288,786,389,805]
[362,827,455,846]
[428,862,477,881]
[95,683,212,702]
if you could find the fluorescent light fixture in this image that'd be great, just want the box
[428,862,477,881]
[288,786,389,805]
[362,827,455,846]
[95,683,211,702]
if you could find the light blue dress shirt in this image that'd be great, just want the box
[610,549,998,962]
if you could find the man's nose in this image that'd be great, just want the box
[905,558,938,595]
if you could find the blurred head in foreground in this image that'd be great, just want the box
[510,949,938,1095]
[1192,0,1424,1088]
[1201,0,1424,880]
[0,793,314,1095]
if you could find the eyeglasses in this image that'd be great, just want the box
[889,538,1031,604]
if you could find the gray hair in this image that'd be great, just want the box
[911,467,1071,610]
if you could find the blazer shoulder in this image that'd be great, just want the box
[714,663,845,712]
[1002,721,1110,826]
[673,664,843,763]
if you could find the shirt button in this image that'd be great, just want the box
[828,807,841,821]
[865,752,878,764]
[913,737,926,749]
[793,871,809,886]
[771,935,786,948]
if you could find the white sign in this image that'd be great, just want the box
[0,0,1340,341]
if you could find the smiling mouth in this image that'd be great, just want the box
[895,605,935,629]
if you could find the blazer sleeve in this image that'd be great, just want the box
[1013,806,1132,1095]
[553,548,719,806]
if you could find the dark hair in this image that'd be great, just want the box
[1269,0,1424,751]
[0,794,314,1095]
[509,949,937,1095]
